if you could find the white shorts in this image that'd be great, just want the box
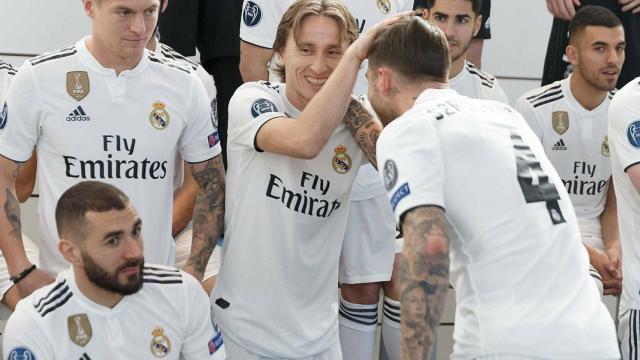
[618,308,640,360]
[174,222,221,281]
[339,193,396,284]
[578,217,605,252]
[0,233,39,300]
[223,333,342,360]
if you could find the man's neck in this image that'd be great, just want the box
[449,57,466,79]
[398,81,450,115]
[85,36,143,76]
[74,267,124,309]
[569,73,608,111]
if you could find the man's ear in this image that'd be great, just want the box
[566,44,579,66]
[378,67,394,97]
[83,0,96,19]
[473,14,482,37]
[59,238,82,265]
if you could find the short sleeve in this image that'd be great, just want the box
[609,85,640,172]
[2,303,51,360]
[515,94,544,143]
[491,79,509,105]
[227,82,286,151]
[180,272,225,360]
[239,0,287,49]
[376,113,445,225]
[0,62,41,162]
[179,71,222,163]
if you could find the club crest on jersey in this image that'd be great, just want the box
[0,102,8,131]
[150,327,171,357]
[243,1,262,27]
[66,71,90,101]
[601,136,610,156]
[67,313,92,347]
[251,98,278,118]
[552,111,569,135]
[332,145,352,174]
[149,101,170,130]
[377,0,391,14]
[7,347,36,360]
[383,159,398,190]
[627,120,640,149]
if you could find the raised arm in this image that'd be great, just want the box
[343,99,382,168]
[182,155,225,281]
[399,206,449,360]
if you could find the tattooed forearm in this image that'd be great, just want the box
[400,206,449,360]
[186,156,225,279]
[4,189,21,238]
[344,99,382,167]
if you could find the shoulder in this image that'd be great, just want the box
[143,264,184,286]
[465,62,498,90]
[158,43,199,72]
[0,60,16,77]
[29,45,77,67]
[610,78,640,121]
[233,81,283,103]
[518,80,564,109]
[29,276,74,318]
[147,51,193,76]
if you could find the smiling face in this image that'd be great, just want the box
[278,14,348,110]
[427,0,480,63]
[568,25,625,91]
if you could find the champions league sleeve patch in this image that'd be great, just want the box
[208,131,220,148]
[0,102,8,131]
[250,98,278,118]
[627,120,640,149]
[383,160,398,190]
[242,1,262,27]
[390,182,411,211]
[7,347,36,360]
[208,332,224,354]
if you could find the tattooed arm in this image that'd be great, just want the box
[172,162,197,237]
[399,206,449,360]
[343,99,382,168]
[0,155,54,300]
[15,151,37,203]
[182,155,225,281]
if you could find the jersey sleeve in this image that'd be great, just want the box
[0,62,41,162]
[227,82,286,151]
[515,94,544,143]
[491,79,509,105]
[2,302,52,360]
[179,272,226,360]
[376,114,445,225]
[609,87,640,172]
[179,71,222,163]
[239,0,286,48]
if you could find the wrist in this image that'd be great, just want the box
[10,264,36,284]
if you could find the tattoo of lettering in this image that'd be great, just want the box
[344,99,381,167]
[11,161,24,179]
[400,206,449,360]
[187,156,225,277]
[4,189,21,238]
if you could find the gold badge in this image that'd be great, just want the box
[552,111,569,135]
[150,327,171,357]
[67,314,92,347]
[332,145,352,174]
[377,0,391,14]
[149,101,170,130]
[602,135,610,157]
[66,71,90,101]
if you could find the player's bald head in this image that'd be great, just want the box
[56,181,130,243]
[368,16,450,83]
[568,6,622,45]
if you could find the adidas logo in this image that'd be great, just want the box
[552,138,567,151]
[66,106,90,122]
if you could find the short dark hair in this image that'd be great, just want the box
[568,6,622,44]
[55,181,129,241]
[368,16,450,83]
[426,0,482,16]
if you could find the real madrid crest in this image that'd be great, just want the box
[377,0,391,14]
[66,71,90,101]
[67,313,92,347]
[332,145,352,174]
[149,101,170,130]
[602,135,610,157]
[552,111,569,135]
[150,327,171,358]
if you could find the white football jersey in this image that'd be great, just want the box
[377,89,619,359]
[0,38,221,274]
[608,77,640,311]
[2,265,224,360]
[239,0,414,95]
[212,81,366,357]
[516,77,613,225]
[449,61,508,104]
[0,60,15,103]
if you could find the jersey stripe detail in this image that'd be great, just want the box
[148,55,190,74]
[0,62,16,75]
[144,278,183,284]
[467,67,495,86]
[33,279,67,309]
[159,44,199,71]
[338,307,377,326]
[143,266,182,284]
[526,84,562,102]
[35,283,70,313]
[30,47,77,66]
[630,310,638,360]
[382,299,400,324]
[40,291,73,317]
[80,353,92,360]
[532,95,564,108]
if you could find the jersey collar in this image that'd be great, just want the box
[76,36,150,78]
[561,75,610,116]
[67,267,134,317]
[415,87,458,106]
[448,60,469,87]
